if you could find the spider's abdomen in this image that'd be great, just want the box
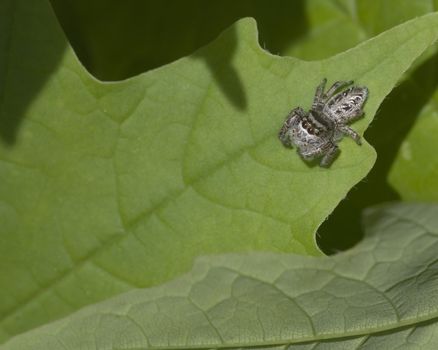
[324,86,368,122]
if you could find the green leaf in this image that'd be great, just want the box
[285,0,437,60]
[49,0,438,249]
[388,96,438,201]
[48,0,438,220]
[2,202,438,349]
[2,0,438,342]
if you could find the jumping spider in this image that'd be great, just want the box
[279,78,368,167]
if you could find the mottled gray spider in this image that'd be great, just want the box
[279,78,368,167]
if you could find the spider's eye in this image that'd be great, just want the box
[302,121,309,128]
[308,127,314,134]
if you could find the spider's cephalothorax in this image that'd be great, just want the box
[279,78,368,167]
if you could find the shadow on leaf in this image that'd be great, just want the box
[0,0,66,145]
[50,0,309,77]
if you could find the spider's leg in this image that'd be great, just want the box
[320,143,339,167]
[338,125,361,145]
[299,141,335,160]
[314,78,327,99]
[279,107,306,146]
[338,108,364,124]
[311,78,327,111]
[324,80,353,100]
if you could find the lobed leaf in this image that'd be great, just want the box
[49,0,438,249]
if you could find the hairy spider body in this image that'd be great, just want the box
[279,79,368,167]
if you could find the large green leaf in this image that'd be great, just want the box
[2,202,438,349]
[49,1,438,250]
[2,0,438,343]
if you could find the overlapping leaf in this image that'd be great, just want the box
[2,203,438,349]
